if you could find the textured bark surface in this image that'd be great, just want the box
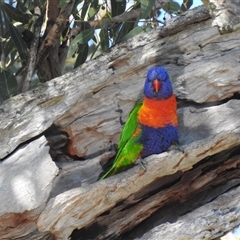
[203,0,240,33]
[125,183,240,240]
[37,100,240,240]
[0,136,58,239]
[1,5,240,240]
[0,5,212,160]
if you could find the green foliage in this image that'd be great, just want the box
[58,0,72,8]
[163,1,181,14]
[0,0,31,101]
[0,69,18,102]
[163,0,193,15]
[8,23,29,64]
[111,0,126,17]
[140,0,155,19]
[0,0,195,102]
[3,3,32,23]
[115,19,136,43]
[68,29,94,57]
[99,27,109,51]
[74,43,89,68]
[181,0,193,12]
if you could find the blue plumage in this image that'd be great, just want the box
[139,124,178,158]
[144,67,173,99]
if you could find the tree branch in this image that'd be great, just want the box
[203,0,240,33]
[20,4,42,92]
[36,1,75,70]
[74,0,169,30]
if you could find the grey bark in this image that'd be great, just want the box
[1,5,240,240]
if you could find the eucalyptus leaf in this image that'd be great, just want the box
[9,49,18,67]
[115,21,135,44]
[120,26,144,43]
[81,1,90,20]
[16,1,29,12]
[88,7,97,20]
[163,1,181,13]
[140,0,155,19]
[92,0,99,10]
[0,69,18,101]
[111,0,126,17]
[68,29,94,58]
[58,0,71,8]
[181,0,193,12]
[0,2,9,37]
[8,23,28,64]
[4,38,15,58]
[100,27,109,52]
[74,44,89,68]
[3,3,32,24]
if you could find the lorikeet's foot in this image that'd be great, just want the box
[168,143,184,153]
[136,158,148,172]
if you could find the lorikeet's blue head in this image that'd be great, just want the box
[144,66,173,99]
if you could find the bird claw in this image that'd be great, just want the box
[136,158,148,172]
[168,144,184,153]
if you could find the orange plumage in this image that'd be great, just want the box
[138,95,178,128]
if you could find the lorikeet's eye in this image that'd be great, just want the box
[159,76,167,82]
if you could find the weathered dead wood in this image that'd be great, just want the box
[2,5,240,240]
[1,5,240,160]
[74,147,240,240]
[203,0,240,33]
[49,151,115,198]
[42,9,240,158]
[0,136,58,239]
[125,183,240,240]
[36,99,240,239]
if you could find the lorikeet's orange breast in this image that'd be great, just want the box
[138,95,178,128]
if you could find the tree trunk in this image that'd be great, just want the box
[1,5,240,240]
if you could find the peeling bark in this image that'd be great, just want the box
[1,5,240,240]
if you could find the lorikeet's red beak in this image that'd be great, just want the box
[153,79,161,92]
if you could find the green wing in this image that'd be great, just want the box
[100,102,143,179]
[117,101,142,151]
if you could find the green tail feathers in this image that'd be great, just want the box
[100,132,143,179]
[100,102,143,179]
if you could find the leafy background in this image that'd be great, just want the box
[0,0,199,102]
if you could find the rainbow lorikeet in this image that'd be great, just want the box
[101,66,178,179]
